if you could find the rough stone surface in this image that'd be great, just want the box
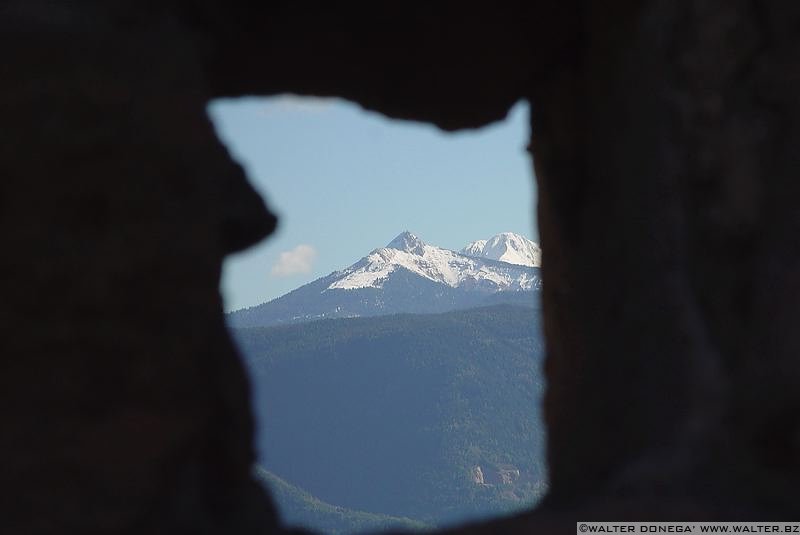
[4,0,800,533]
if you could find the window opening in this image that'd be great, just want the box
[208,95,546,533]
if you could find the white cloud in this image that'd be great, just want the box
[270,244,318,277]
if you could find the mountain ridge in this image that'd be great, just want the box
[461,232,541,267]
[227,232,542,329]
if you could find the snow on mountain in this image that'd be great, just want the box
[328,231,540,292]
[461,239,487,257]
[461,232,541,267]
[226,231,542,328]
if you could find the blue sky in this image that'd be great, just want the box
[208,96,537,312]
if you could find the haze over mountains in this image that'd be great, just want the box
[227,232,542,328]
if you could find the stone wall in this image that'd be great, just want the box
[4,1,800,533]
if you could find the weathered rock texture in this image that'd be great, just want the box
[3,0,800,533]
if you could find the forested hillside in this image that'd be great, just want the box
[254,466,429,534]
[233,305,548,527]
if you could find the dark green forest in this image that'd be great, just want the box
[233,305,547,527]
[254,466,429,534]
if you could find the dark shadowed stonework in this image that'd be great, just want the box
[4,1,800,533]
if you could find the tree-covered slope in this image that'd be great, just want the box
[232,305,548,527]
[254,466,429,534]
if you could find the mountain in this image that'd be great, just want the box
[233,305,548,527]
[227,231,542,328]
[254,466,430,534]
[461,232,541,267]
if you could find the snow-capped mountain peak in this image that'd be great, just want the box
[461,232,541,267]
[386,231,426,255]
[327,231,541,292]
[226,231,543,328]
[461,239,487,257]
